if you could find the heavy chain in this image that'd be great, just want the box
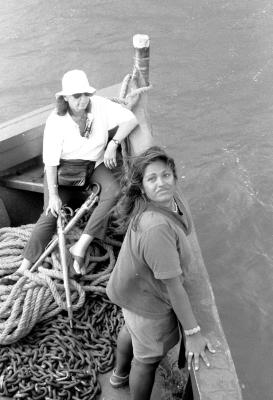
[0,294,123,400]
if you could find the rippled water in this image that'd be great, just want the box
[1,1,273,399]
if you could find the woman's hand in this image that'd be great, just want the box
[104,140,118,169]
[46,194,62,218]
[186,333,215,371]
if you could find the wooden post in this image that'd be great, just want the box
[127,34,154,155]
[133,34,150,86]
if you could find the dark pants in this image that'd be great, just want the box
[23,163,120,263]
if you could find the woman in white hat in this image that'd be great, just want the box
[19,69,138,274]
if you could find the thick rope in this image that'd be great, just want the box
[0,221,119,346]
[113,67,152,177]
[0,220,123,400]
[110,67,152,110]
[0,225,33,277]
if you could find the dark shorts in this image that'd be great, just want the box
[123,308,180,364]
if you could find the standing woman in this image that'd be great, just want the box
[19,69,138,274]
[106,146,215,400]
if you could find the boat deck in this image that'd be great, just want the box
[98,369,161,400]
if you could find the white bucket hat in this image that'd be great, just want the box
[55,70,96,98]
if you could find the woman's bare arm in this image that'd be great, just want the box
[164,275,215,370]
[45,166,62,217]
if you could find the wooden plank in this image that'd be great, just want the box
[0,163,44,193]
[0,104,54,140]
[0,128,44,172]
[186,226,242,400]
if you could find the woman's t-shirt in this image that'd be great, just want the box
[106,200,192,319]
[43,95,134,166]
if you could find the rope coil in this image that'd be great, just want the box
[0,221,123,399]
[0,221,121,345]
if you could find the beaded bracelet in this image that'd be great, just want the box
[184,325,201,336]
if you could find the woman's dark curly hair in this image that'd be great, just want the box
[115,145,178,233]
[56,95,92,116]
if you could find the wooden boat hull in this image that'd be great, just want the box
[0,50,242,399]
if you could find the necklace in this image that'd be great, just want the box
[70,111,94,138]
[83,113,94,138]
[172,199,178,213]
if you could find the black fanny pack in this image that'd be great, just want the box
[57,159,95,187]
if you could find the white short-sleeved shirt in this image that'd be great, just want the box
[43,95,135,166]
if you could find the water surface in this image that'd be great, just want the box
[1,1,273,399]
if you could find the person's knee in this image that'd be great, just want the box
[100,182,120,201]
[91,164,120,199]
[119,324,130,340]
[117,325,133,353]
[131,357,160,374]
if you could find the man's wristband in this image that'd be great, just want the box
[184,325,201,336]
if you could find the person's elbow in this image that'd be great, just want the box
[125,114,139,131]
